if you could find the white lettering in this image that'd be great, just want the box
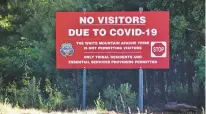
[68,29,89,36]
[99,29,107,36]
[79,17,94,24]
[140,16,146,24]
[109,29,142,36]
[98,17,104,24]
[96,16,146,24]
[110,29,116,36]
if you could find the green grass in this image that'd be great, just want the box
[0,103,108,114]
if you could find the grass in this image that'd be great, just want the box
[1,103,204,114]
[0,103,150,114]
[0,103,109,114]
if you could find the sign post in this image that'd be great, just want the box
[138,7,144,113]
[138,68,143,112]
[83,67,86,109]
[82,8,87,110]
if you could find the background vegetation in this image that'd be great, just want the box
[0,0,205,112]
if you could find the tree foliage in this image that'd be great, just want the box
[0,0,205,112]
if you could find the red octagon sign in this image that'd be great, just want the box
[152,42,166,57]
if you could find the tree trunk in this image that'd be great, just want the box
[150,70,155,104]
[146,70,151,105]
[160,71,166,103]
[186,61,194,104]
[143,70,147,105]
[72,70,79,106]
[198,83,205,106]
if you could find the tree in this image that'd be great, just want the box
[148,0,205,104]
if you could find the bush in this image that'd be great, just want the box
[38,78,64,111]
[60,96,76,110]
[16,77,41,108]
[15,77,65,111]
[45,89,63,111]
[94,93,105,111]
[103,83,137,112]
[8,77,77,111]
[167,82,188,102]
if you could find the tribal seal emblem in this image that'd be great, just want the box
[60,42,74,57]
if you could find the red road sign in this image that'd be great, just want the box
[56,12,170,69]
[151,42,166,57]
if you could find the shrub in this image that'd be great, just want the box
[103,83,137,112]
[167,82,188,102]
[16,77,41,108]
[15,77,76,111]
[60,96,76,110]
[94,93,105,111]
[46,89,63,111]
[39,78,64,111]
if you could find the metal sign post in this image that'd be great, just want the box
[82,8,87,110]
[82,67,86,110]
[138,7,144,113]
[138,68,143,113]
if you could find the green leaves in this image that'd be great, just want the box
[0,15,13,31]
[171,16,188,30]
[194,46,205,86]
[94,93,105,111]
[0,0,205,110]
[170,15,188,52]
[0,46,9,57]
[103,83,137,110]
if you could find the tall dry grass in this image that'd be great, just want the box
[0,103,109,114]
[1,103,203,114]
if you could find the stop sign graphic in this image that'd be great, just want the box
[151,42,167,58]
